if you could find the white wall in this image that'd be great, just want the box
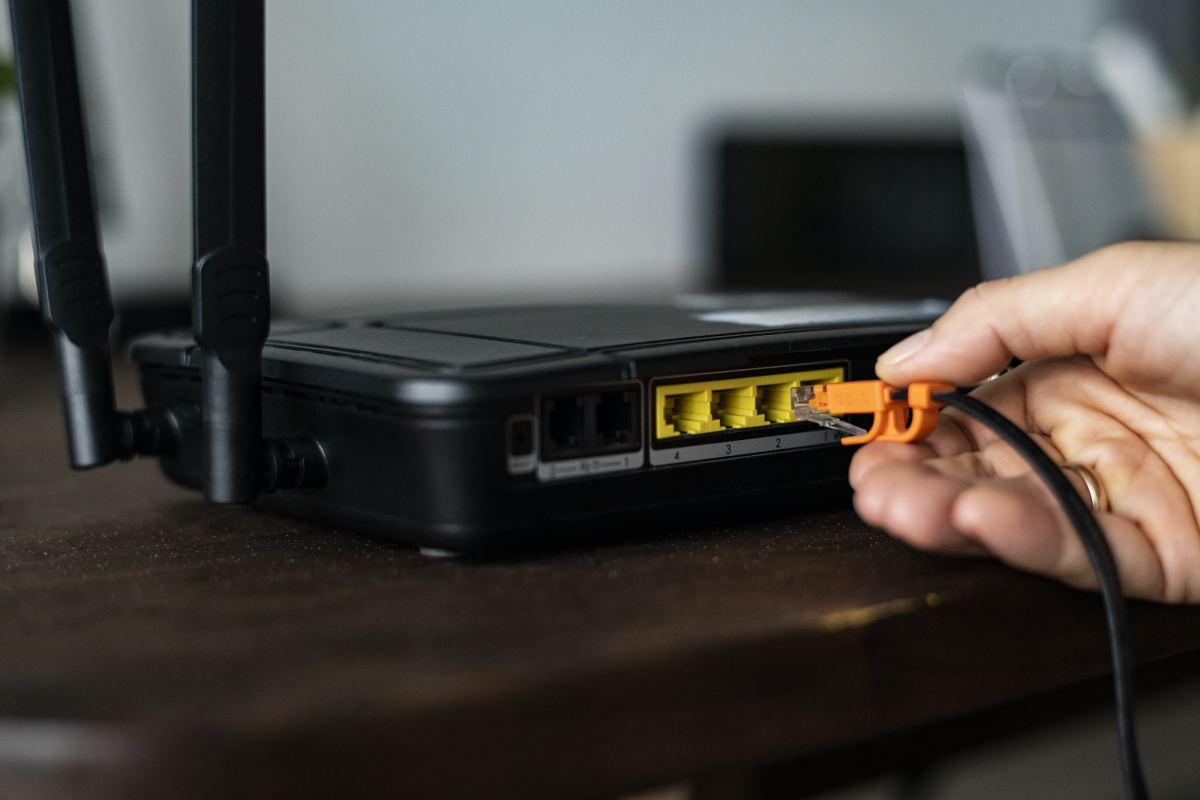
[10,0,1112,309]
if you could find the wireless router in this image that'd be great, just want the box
[11,0,943,552]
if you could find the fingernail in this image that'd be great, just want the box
[877,328,932,365]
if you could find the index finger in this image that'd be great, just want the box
[875,244,1146,387]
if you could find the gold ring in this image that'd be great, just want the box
[1061,462,1109,513]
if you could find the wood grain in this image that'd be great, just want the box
[2,341,1199,799]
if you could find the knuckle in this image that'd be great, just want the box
[887,498,952,549]
[948,279,1012,321]
[1084,240,1152,275]
[936,283,991,332]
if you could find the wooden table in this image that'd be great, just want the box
[3,340,1200,799]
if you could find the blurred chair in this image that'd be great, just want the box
[710,125,981,300]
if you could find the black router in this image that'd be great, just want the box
[12,0,943,552]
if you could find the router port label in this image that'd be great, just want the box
[649,428,838,466]
[537,451,645,481]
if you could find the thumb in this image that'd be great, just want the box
[875,246,1135,387]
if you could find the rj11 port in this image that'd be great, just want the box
[540,386,641,461]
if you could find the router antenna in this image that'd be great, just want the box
[192,0,271,504]
[9,0,175,467]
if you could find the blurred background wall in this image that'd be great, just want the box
[0,0,1111,312]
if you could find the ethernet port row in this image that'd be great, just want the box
[655,366,846,440]
[541,386,640,461]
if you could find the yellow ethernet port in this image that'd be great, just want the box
[655,366,845,440]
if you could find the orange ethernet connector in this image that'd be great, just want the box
[792,380,955,446]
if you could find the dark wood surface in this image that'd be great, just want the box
[3,341,1200,800]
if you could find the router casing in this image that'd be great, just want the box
[132,296,941,553]
[14,1,942,554]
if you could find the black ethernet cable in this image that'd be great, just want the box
[891,387,1150,800]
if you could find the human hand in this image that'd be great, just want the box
[850,242,1200,602]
